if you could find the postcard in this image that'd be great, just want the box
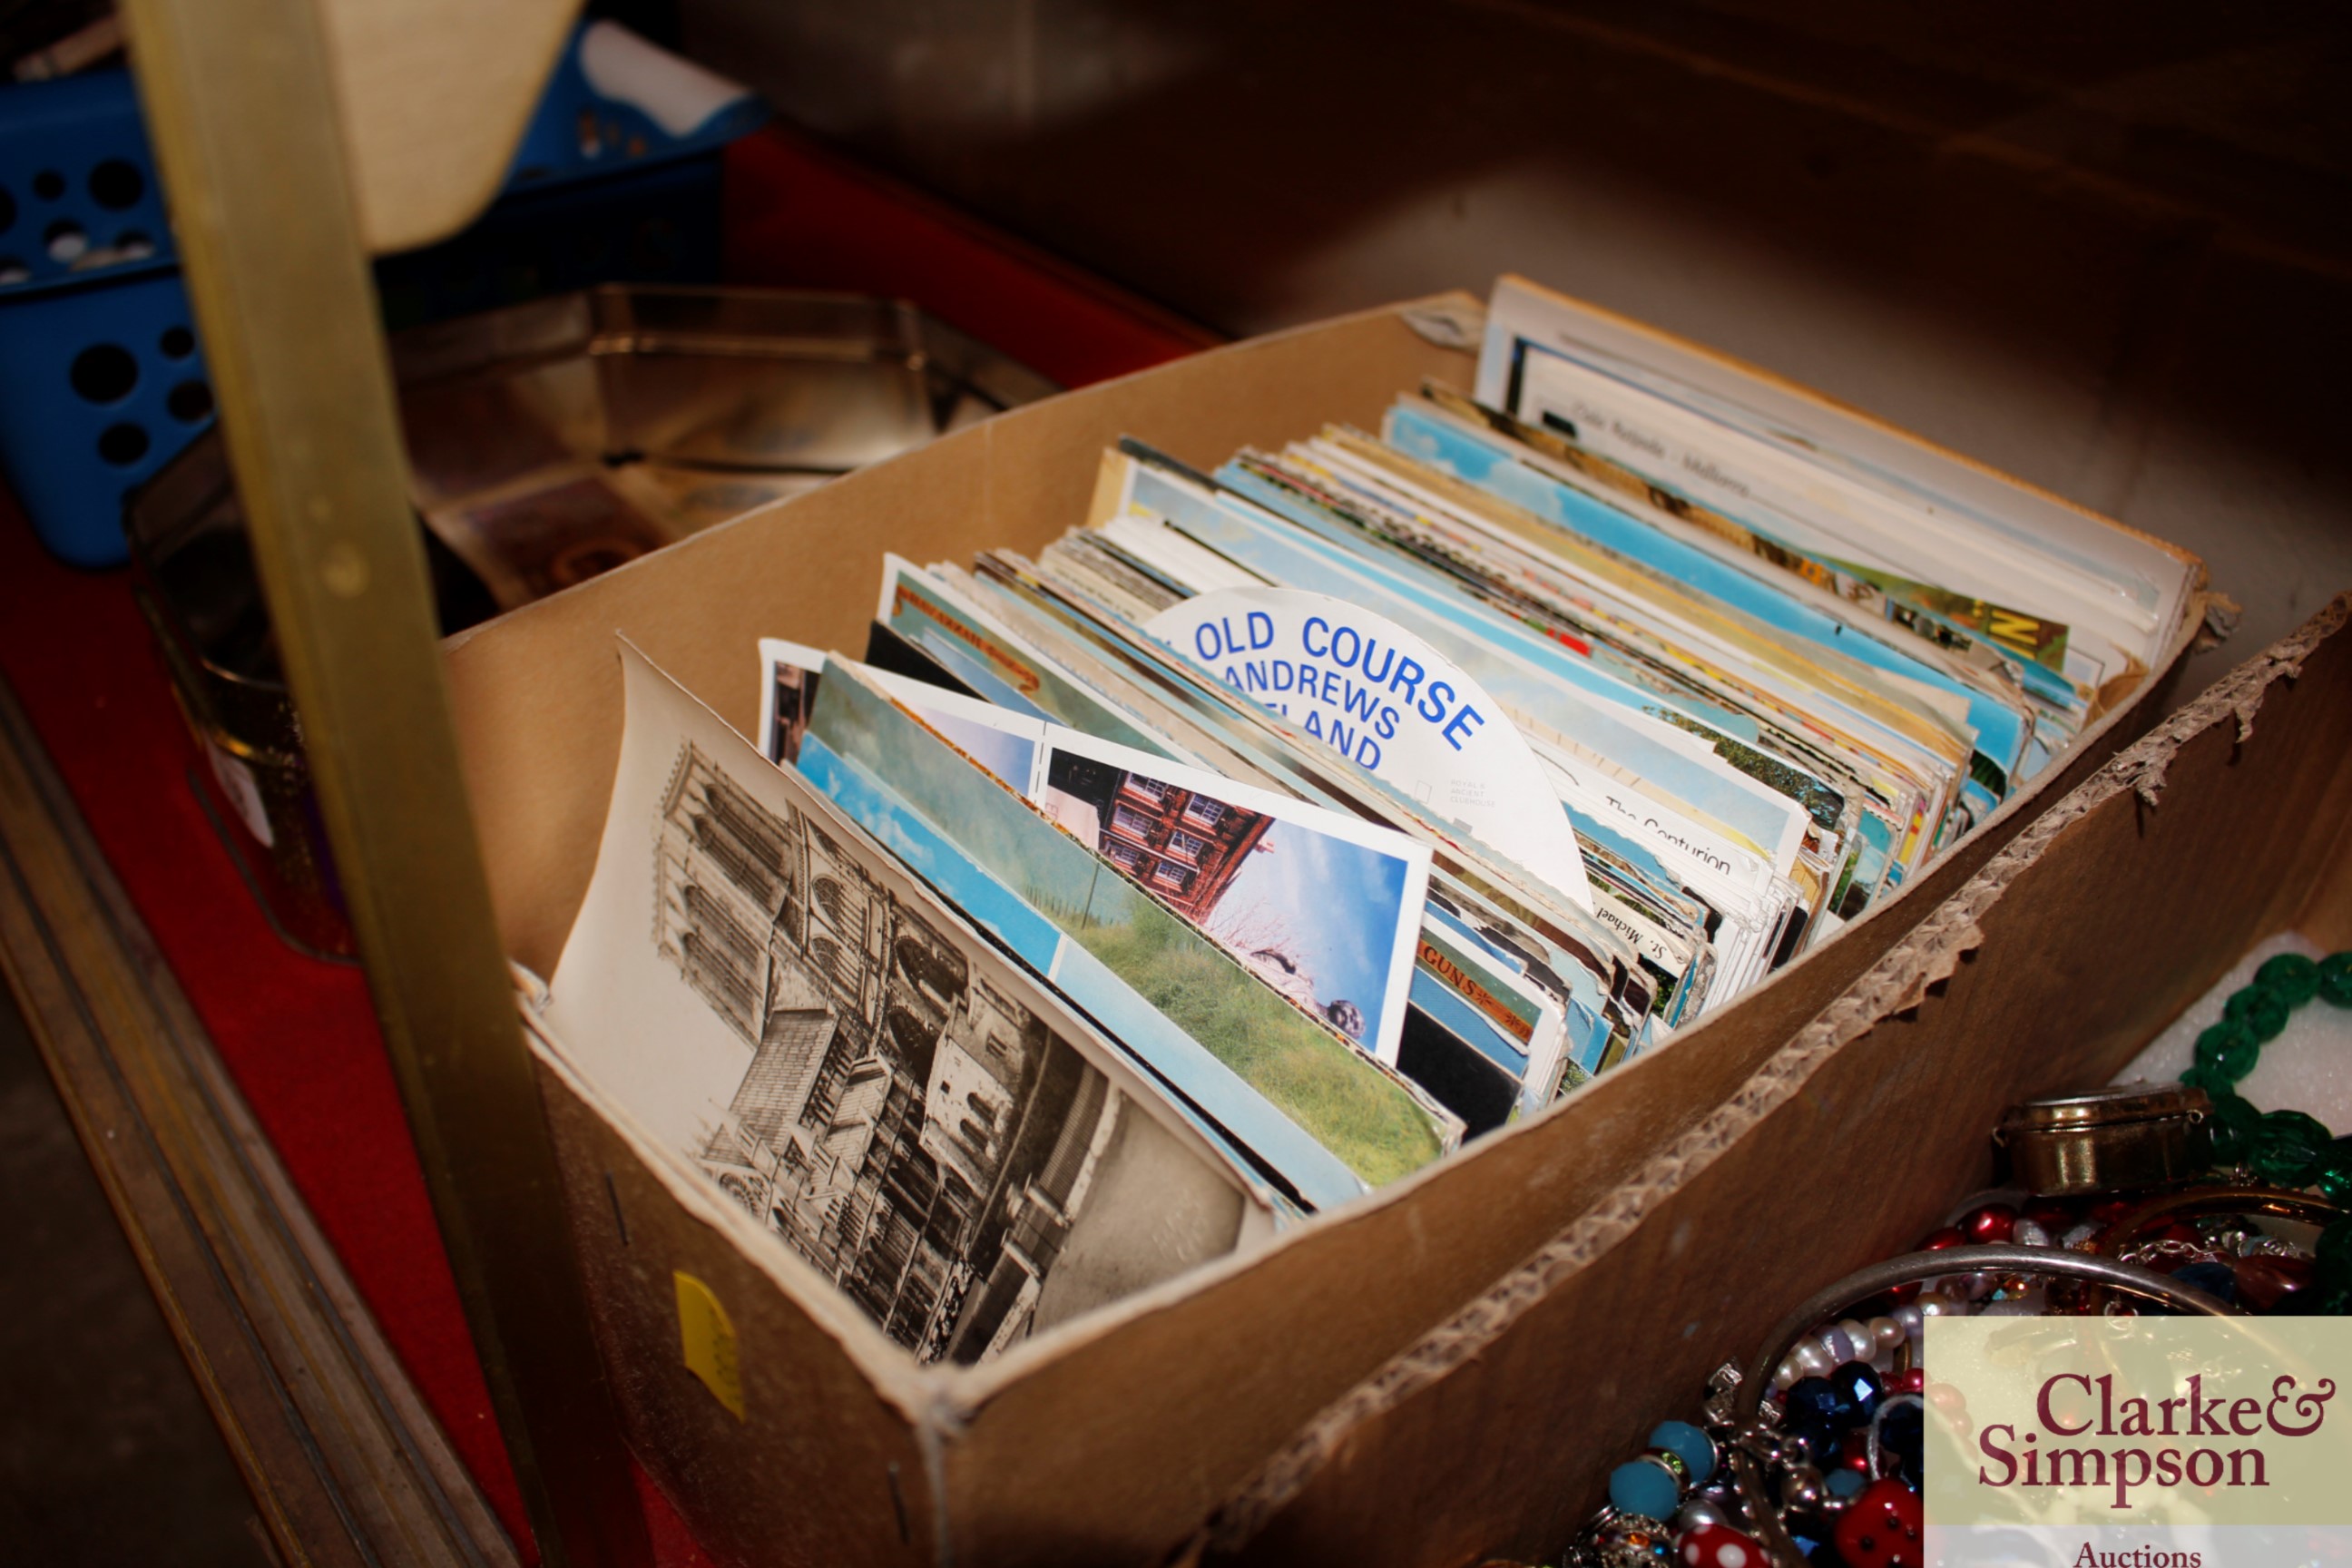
[1114,447,1822,873]
[1093,443,1893,1007]
[1408,917,1574,1116]
[800,657,1465,1202]
[1472,276,2181,695]
[1330,413,1993,851]
[1327,410,2029,796]
[1224,436,1899,855]
[874,554,1175,757]
[973,549,1651,1019]
[1421,879,1622,1080]
[1409,381,2076,714]
[1219,437,1937,914]
[1394,985,1523,1137]
[765,642,1435,1066]
[1032,728,1431,1068]
[542,642,1274,1366]
[1142,584,1595,920]
[756,636,828,764]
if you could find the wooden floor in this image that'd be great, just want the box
[0,978,272,1565]
[0,676,516,1568]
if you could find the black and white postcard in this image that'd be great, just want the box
[541,643,1272,1366]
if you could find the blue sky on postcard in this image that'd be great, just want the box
[1211,823,1410,1039]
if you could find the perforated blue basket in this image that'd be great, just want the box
[0,67,174,297]
[0,269,212,567]
[0,24,760,568]
[0,68,210,566]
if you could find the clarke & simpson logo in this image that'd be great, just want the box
[1974,1367,2335,1509]
[1923,1318,2352,1567]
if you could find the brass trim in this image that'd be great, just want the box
[1999,1082,2209,1132]
[115,0,648,1562]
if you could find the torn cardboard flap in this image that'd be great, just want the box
[1398,299,1488,351]
[2107,593,2339,808]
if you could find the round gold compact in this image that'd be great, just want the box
[1994,1083,2213,1196]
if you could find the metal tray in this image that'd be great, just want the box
[390,286,1057,609]
[123,286,1056,953]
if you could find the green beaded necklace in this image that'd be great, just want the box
[2177,950,2352,1313]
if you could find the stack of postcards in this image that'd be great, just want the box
[530,276,2202,1370]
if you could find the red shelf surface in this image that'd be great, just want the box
[0,126,1206,1565]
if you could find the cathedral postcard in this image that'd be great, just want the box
[539,642,1276,1367]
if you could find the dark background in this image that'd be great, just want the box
[681,0,2352,699]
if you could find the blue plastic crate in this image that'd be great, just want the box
[0,23,760,568]
[0,67,175,296]
[0,268,213,567]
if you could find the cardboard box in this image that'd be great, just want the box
[440,293,2208,1566]
[1194,593,2352,1568]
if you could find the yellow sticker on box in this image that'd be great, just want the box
[674,1270,744,1420]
